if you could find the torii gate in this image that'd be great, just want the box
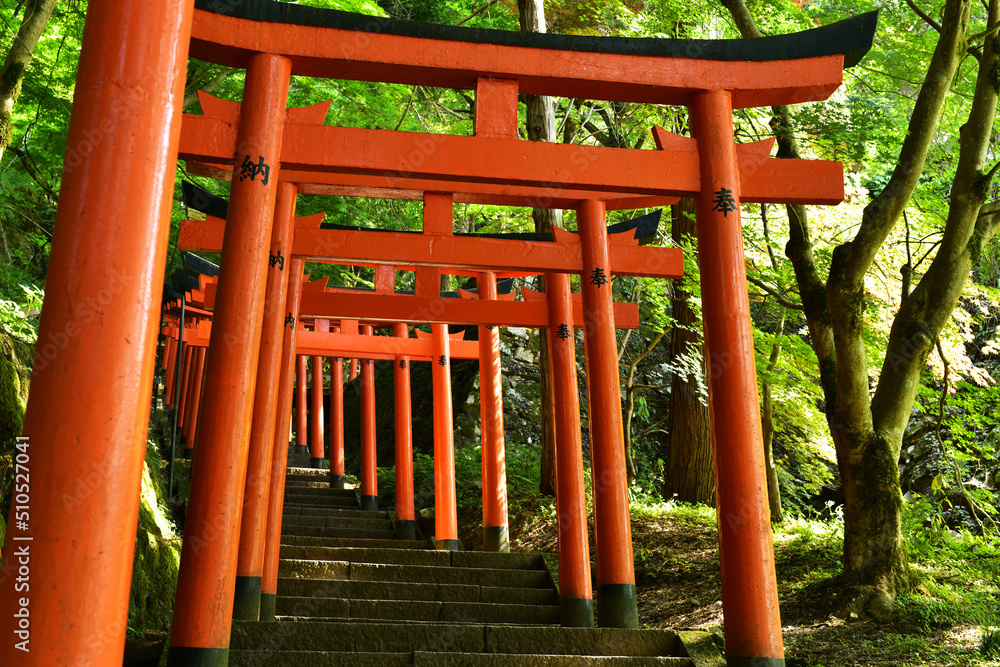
[0,1,876,666]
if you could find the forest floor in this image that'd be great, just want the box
[498,496,1000,667]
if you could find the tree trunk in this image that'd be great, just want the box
[662,198,714,504]
[0,0,58,163]
[518,0,561,496]
[760,327,784,522]
[722,0,998,614]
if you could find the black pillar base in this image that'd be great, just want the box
[259,593,277,622]
[560,597,595,628]
[310,457,324,469]
[184,448,194,460]
[166,646,228,667]
[330,474,345,489]
[232,575,262,621]
[728,659,785,666]
[596,583,639,628]
[395,519,416,540]
[483,525,509,552]
[435,538,460,551]
[296,445,309,455]
[360,495,378,511]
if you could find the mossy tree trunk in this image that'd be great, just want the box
[722,0,1000,612]
[0,0,57,164]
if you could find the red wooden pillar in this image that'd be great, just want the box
[691,89,783,666]
[393,322,415,539]
[329,343,346,489]
[478,271,508,552]
[295,354,309,455]
[177,346,196,435]
[360,325,378,510]
[183,347,207,460]
[349,358,358,381]
[0,1,194,664]
[310,319,328,469]
[260,259,305,621]
[578,199,637,629]
[168,52,291,666]
[233,182,297,621]
[165,334,178,408]
[432,322,459,550]
[546,271,595,627]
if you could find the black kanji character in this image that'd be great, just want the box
[711,187,738,217]
[364,359,372,366]
[284,312,295,328]
[240,155,271,185]
[485,325,495,331]
[590,268,608,287]
[269,250,285,271]
[399,360,407,370]
[556,323,571,340]
[438,355,447,367]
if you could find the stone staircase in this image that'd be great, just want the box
[228,466,711,666]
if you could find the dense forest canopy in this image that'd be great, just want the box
[2,0,1000,630]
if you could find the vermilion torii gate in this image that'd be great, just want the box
[0,1,877,665]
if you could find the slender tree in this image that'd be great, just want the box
[0,0,57,164]
[721,0,1000,613]
[518,0,561,496]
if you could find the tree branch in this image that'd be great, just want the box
[904,0,943,32]
[747,275,804,311]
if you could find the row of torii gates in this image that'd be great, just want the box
[0,1,876,665]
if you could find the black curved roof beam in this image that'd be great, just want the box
[189,2,877,108]
[194,1,876,69]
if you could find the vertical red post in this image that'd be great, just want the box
[578,199,637,628]
[691,89,784,665]
[360,324,378,510]
[478,271,508,552]
[183,347,207,460]
[349,358,358,381]
[432,322,459,550]
[295,354,309,456]
[393,322,415,539]
[177,346,195,430]
[168,52,291,666]
[310,321,328,469]
[233,182,297,621]
[165,333,178,408]
[329,343,346,489]
[0,2,194,664]
[260,259,305,621]
[546,271,595,627]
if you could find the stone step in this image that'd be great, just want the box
[277,559,349,580]
[284,486,357,498]
[229,651,692,667]
[275,596,560,624]
[281,515,394,531]
[280,525,396,540]
[286,472,337,482]
[345,563,550,588]
[280,536,429,549]
[273,562,550,589]
[231,621,683,657]
[277,579,558,605]
[283,495,358,509]
[276,545,542,570]
[281,506,387,520]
